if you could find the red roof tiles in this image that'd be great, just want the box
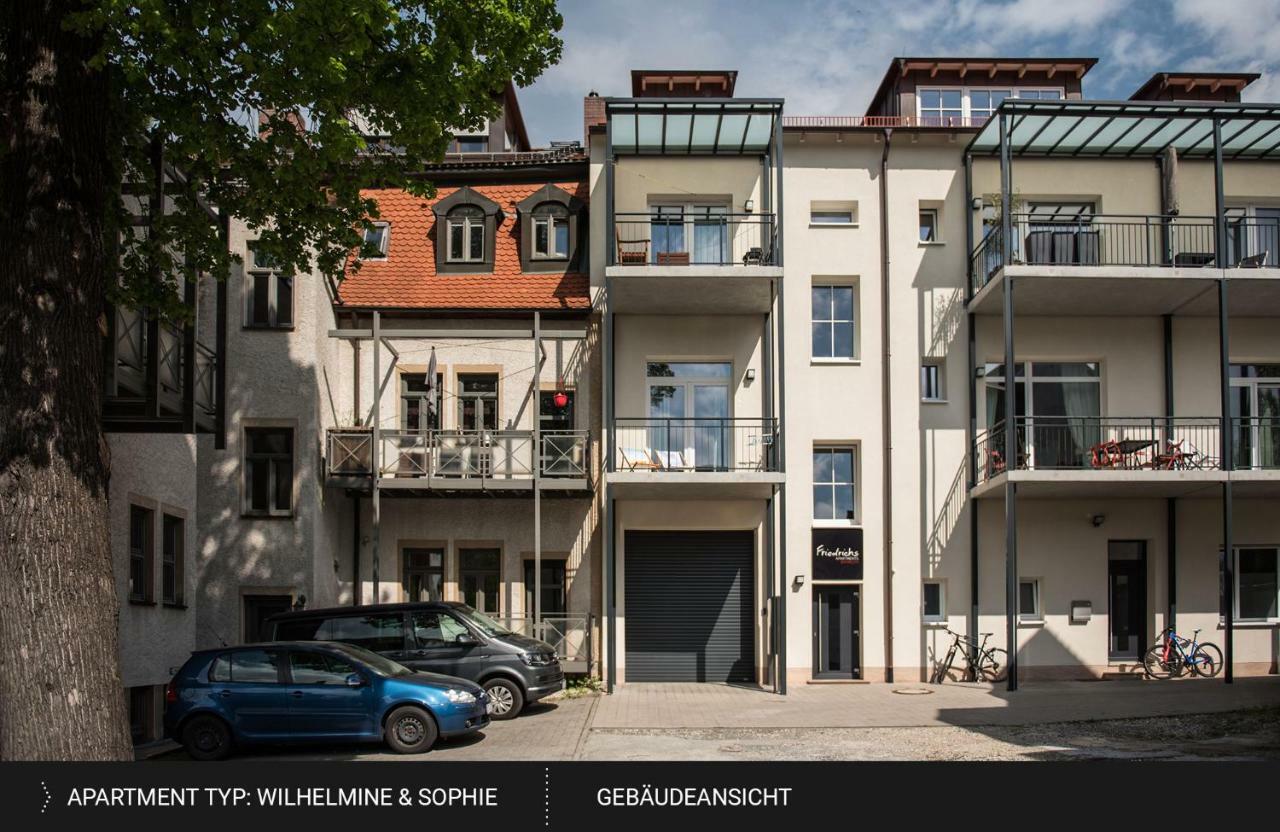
[338,182,590,311]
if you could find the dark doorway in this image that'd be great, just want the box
[243,594,293,643]
[813,586,861,679]
[1108,541,1147,660]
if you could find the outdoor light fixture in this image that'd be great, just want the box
[971,197,984,210]
[1091,514,1106,527]
[793,575,805,588]
[744,198,755,213]
[745,368,757,383]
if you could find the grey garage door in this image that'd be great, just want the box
[624,530,755,682]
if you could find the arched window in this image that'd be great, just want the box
[446,205,485,263]
[531,202,571,259]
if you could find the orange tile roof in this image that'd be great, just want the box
[338,182,590,311]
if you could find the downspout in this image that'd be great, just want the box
[879,128,895,683]
[352,495,361,606]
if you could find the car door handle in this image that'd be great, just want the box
[217,689,232,698]
[290,690,304,698]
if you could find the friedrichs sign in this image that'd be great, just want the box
[812,528,863,581]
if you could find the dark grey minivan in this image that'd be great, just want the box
[265,602,564,719]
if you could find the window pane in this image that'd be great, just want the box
[249,460,269,512]
[811,210,853,224]
[834,485,854,519]
[940,90,962,109]
[1019,581,1038,616]
[812,322,833,358]
[919,211,937,242]
[330,613,405,653]
[554,219,570,256]
[811,286,831,319]
[813,450,833,483]
[832,286,854,320]
[251,274,270,325]
[289,652,351,685]
[469,222,484,261]
[833,323,855,358]
[248,429,289,456]
[813,485,833,519]
[411,612,448,648]
[920,90,940,109]
[273,459,292,512]
[209,654,231,682]
[275,276,293,326]
[832,449,853,483]
[534,219,548,255]
[923,583,942,618]
[1239,549,1278,619]
[231,649,281,683]
[449,221,464,259]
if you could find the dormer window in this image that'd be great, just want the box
[446,206,486,263]
[361,223,389,259]
[532,203,571,259]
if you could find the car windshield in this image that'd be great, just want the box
[452,605,513,638]
[329,643,413,677]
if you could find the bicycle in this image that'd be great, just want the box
[931,628,1008,684]
[1142,626,1223,679]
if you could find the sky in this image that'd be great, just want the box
[516,0,1280,145]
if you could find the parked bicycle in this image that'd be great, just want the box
[1142,626,1223,679]
[931,629,1008,683]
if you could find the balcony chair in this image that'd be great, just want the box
[1237,250,1269,268]
[615,235,649,265]
[617,447,660,471]
[742,246,764,265]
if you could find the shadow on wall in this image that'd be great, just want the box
[921,619,1091,685]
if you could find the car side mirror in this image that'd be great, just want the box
[455,633,478,646]
[345,674,365,687]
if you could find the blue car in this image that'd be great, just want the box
[164,641,490,759]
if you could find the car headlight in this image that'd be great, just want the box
[519,651,557,667]
[445,688,476,704]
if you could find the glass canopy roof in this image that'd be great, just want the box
[606,99,782,155]
[968,100,1280,160]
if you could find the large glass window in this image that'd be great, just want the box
[917,87,1061,125]
[918,89,963,126]
[811,285,856,360]
[1230,363,1280,470]
[329,613,406,653]
[524,559,567,617]
[813,446,856,521]
[984,362,1101,469]
[446,205,485,262]
[650,204,729,264]
[646,362,732,470]
[401,372,442,432]
[460,548,501,615]
[402,547,444,603]
[244,427,293,515]
[1234,547,1279,622]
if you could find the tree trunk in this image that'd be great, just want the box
[0,1,132,759]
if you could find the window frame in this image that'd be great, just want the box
[161,512,184,606]
[811,283,858,361]
[921,359,946,402]
[360,222,390,260]
[812,445,858,525]
[1018,578,1043,624]
[915,86,1065,125]
[922,580,946,624]
[128,504,154,603]
[244,245,294,330]
[455,135,488,154]
[242,426,295,518]
[1226,545,1280,624]
[918,208,940,243]
[445,206,487,264]
[531,203,571,260]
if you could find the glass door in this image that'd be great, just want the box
[646,362,732,470]
[692,384,729,470]
[813,586,861,679]
[1108,541,1146,660]
[1232,365,1280,469]
[691,205,729,264]
[460,548,500,615]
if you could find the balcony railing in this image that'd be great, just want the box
[974,417,1223,484]
[1234,417,1280,470]
[611,417,777,473]
[325,429,590,483]
[612,212,777,267]
[969,213,1278,292]
[491,613,593,674]
[106,306,217,427]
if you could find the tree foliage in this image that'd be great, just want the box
[66,0,564,314]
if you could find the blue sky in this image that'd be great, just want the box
[517,0,1280,145]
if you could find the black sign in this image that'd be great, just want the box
[811,528,863,581]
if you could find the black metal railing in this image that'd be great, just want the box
[105,306,217,427]
[325,429,590,482]
[612,212,776,267]
[974,417,1222,483]
[967,212,1275,293]
[611,417,777,472]
[1233,417,1280,470]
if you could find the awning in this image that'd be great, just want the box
[968,100,1280,160]
[606,99,782,155]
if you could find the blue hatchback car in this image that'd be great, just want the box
[164,641,490,759]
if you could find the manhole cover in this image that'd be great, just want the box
[891,688,934,695]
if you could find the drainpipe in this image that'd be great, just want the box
[352,495,361,606]
[879,128,895,684]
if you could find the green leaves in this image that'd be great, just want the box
[72,0,563,314]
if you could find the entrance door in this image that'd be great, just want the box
[243,594,293,643]
[813,586,861,679]
[1108,541,1147,660]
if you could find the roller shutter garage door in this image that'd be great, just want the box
[624,530,755,682]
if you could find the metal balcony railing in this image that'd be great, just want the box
[105,306,217,427]
[612,212,777,267]
[1233,417,1280,470]
[325,429,590,483]
[611,417,777,473]
[491,613,593,674]
[974,417,1223,484]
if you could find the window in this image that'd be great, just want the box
[811,285,856,360]
[1229,547,1279,622]
[813,447,856,522]
[923,581,945,623]
[1016,89,1063,101]
[329,613,406,653]
[411,611,471,649]
[1018,579,1042,623]
[361,223,389,259]
[921,360,945,402]
[401,373,442,432]
[446,205,485,262]
[128,505,153,602]
[403,547,444,603]
[129,685,154,745]
[524,559,567,617]
[219,649,284,683]
[919,208,939,242]
[917,87,1062,125]
[244,427,293,516]
[288,652,357,685]
[650,203,730,264]
[161,514,183,605]
[918,89,963,126]
[455,136,487,153]
[245,245,293,328]
[645,362,732,470]
[460,548,501,615]
[968,89,1011,121]
[984,361,1102,468]
[810,201,857,226]
[532,203,570,259]
[1229,363,1280,468]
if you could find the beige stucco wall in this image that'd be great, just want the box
[613,156,762,216]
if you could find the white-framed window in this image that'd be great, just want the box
[243,426,294,517]
[921,359,945,402]
[810,200,857,226]
[245,245,293,329]
[919,208,939,243]
[813,445,857,522]
[446,205,485,263]
[811,284,857,360]
[532,202,570,259]
[923,580,945,623]
[1018,578,1043,623]
[361,222,389,259]
[1224,546,1279,623]
[917,87,1063,125]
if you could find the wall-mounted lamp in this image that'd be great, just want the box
[971,197,984,210]
[744,198,755,214]
[1091,514,1106,527]
[292,594,308,611]
[745,368,757,383]
[792,574,806,589]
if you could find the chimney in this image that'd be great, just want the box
[583,91,605,148]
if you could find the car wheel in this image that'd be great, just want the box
[182,715,233,761]
[482,678,524,720]
[384,706,439,754]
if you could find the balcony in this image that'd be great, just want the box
[103,306,218,432]
[325,429,591,493]
[607,417,782,498]
[613,212,777,268]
